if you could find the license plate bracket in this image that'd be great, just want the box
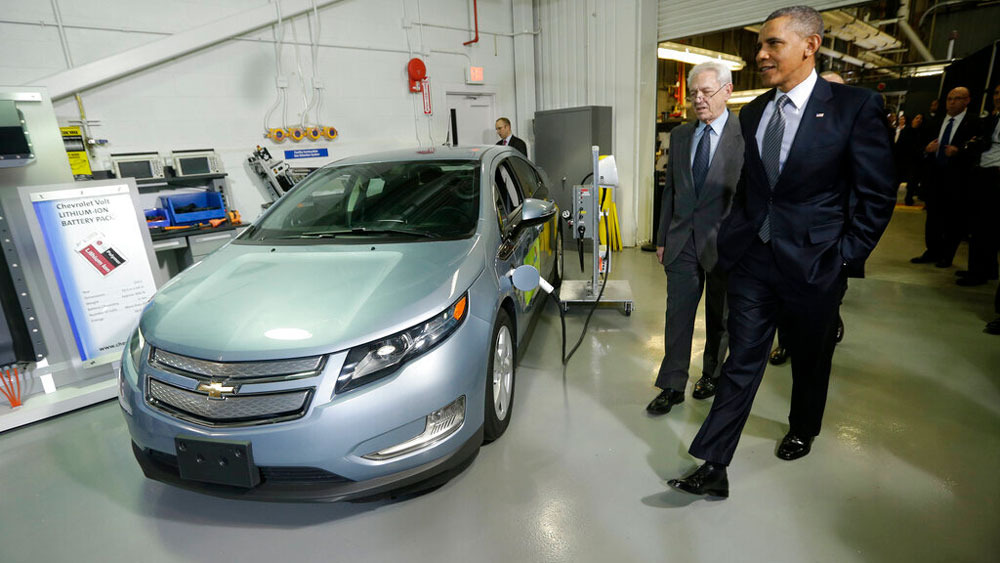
[175,436,260,488]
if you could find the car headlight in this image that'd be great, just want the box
[127,325,146,372]
[336,293,468,394]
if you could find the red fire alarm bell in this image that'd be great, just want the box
[408,58,427,92]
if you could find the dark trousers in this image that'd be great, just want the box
[923,173,968,264]
[967,167,1000,278]
[774,279,848,351]
[655,235,729,391]
[689,239,842,466]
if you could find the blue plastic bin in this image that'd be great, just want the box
[144,208,171,228]
[161,192,226,225]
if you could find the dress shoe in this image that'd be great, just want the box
[646,389,684,415]
[934,260,952,268]
[667,462,729,498]
[769,346,789,365]
[956,277,988,287]
[910,254,936,264]
[776,433,814,460]
[691,376,717,400]
[985,318,1000,335]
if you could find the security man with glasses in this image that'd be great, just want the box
[647,61,743,415]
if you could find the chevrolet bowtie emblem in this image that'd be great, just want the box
[197,381,236,399]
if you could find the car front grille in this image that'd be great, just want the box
[143,348,325,427]
[151,348,324,380]
[147,378,312,426]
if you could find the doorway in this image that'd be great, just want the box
[446,93,496,146]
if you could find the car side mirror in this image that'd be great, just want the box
[517,198,557,230]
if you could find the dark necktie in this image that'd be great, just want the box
[691,126,712,197]
[937,117,954,162]
[758,95,791,243]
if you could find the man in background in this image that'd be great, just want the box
[898,113,926,206]
[647,61,743,415]
[495,117,528,158]
[911,87,982,268]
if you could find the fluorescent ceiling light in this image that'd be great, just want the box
[727,88,771,105]
[912,64,946,77]
[657,41,745,71]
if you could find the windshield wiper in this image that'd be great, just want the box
[298,227,439,239]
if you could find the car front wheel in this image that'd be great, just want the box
[484,308,515,442]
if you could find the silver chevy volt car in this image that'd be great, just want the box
[119,146,562,501]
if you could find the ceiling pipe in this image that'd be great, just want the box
[897,0,935,62]
[462,0,479,46]
[919,0,975,28]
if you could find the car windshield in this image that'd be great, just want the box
[242,160,480,242]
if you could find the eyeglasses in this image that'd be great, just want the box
[687,83,731,102]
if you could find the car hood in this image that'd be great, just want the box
[142,237,485,361]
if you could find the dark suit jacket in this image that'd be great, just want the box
[497,135,528,159]
[717,79,896,286]
[923,112,983,178]
[970,113,999,154]
[894,125,924,180]
[657,113,744,271]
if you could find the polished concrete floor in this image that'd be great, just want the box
[0,206,997,562]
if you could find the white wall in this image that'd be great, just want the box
[534,0,658,247]
[2,0,658,245]
[1,0,528,220]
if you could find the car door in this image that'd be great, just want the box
[508,156,556,286]
[491,157,544,326]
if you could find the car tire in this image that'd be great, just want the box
[484,308,515,443]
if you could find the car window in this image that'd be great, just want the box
[509,157,542,198]
[242,160,480,242]
[493,161,523,219]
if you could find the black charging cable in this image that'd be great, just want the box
[550,184,611,365]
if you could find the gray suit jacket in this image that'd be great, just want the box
[657,113,744,271]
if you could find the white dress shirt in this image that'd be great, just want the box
[690,109,730,168]
[756,70,818,174]
[936,109,967,145]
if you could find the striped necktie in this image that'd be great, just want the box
[691,126,712,197]
[758,95,791,243]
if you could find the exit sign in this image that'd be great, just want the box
[466,66,484,84]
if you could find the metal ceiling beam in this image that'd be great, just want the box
[822,10,902,51]
[28,0,342,100]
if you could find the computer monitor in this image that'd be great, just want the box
[0,100,34,168]
[172,149,222,177]
[110,152,164,179]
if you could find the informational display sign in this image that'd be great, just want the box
[59,126,92,177]
[29,183,157,365]
[284,148,329,159]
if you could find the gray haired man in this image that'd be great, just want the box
[647,61,744,415]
